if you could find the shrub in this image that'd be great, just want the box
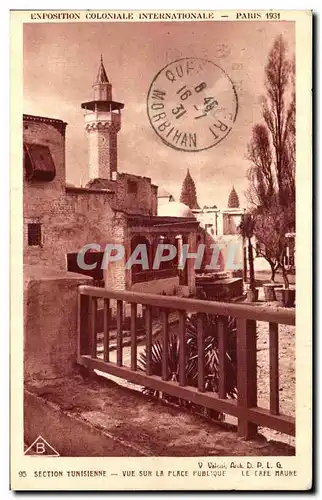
[138,313,237,420]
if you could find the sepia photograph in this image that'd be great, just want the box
[10,10,312,491]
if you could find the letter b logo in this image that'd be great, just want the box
[36,442,46,454]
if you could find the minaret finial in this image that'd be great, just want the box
[95,55,109,85]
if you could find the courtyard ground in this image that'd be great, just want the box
[251,278,295,447]
[26,375,295,456]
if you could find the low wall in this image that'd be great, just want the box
[131,277,190,297]
[24,266,93,380]
[197,278,243,301]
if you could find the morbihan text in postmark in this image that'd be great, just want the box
[147,57,238,152]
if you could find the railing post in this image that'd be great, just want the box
[161,310,169,381]
[145,306,153,376]
[237,318,258,439]
[218,316,228,399]
[78,292,91,359]
[179,311,186,387]
[116,300,123,366]
[130,303,137,371]
[269,322,279,415]
[103,299,110,362]
[90,297,97,358]
[197,314,205,392]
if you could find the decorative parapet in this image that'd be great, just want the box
[85,121,121,133]
[23,114,68,137]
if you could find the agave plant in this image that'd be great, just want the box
[138,312,237,420]
[185,313,237,398]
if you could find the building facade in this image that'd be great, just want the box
[23,57,199,296]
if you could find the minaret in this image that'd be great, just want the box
[180,169,200,209]
[81,55,124,180]
[227,185,240,208]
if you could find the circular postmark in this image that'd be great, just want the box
[147,57,238,152]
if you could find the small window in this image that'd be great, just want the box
[28,223,42,246]
[24,143,56,182]
[127,180,138,194]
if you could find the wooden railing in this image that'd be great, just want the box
[77,286,295,439]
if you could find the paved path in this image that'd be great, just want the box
[27,376,295,457]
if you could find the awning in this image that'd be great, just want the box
[24,143,56,182]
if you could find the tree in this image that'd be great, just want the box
[253,205,289,286]
[246,35,295,286]
[180,169,200,209]
[262,34,294,208]
[238,213,256,292]
[246,124,274,210]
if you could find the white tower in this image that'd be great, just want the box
[81,55,124,180]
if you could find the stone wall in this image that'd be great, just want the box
[87,125,118,180]
[24,117,116,271]
[193,208,219,236]
[24,188,116,271]
[24,266,92,380]
[82,174,158,217]
[222,211,243,236]
[112,173,157,216]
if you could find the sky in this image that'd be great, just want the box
[23,21,294,209]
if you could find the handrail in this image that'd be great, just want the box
[79,285,295,326]
[78,285,296,438]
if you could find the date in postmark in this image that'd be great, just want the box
[147,57,238,152]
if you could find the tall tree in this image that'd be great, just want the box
[245,35,295,285]
[246,124,275,210]
[262,34,294,209]
[180,169,200,209]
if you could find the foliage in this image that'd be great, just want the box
[246,125,274,210]
[252,205,290,288]
[138,313,237,421]
[262,35,295,209]
[245,34,295,287]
